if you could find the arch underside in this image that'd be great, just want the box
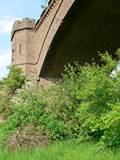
[40,0,120,78]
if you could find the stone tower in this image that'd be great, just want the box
[11,18,36,76]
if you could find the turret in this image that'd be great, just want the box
[11,18,36,76]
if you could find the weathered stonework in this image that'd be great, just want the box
[11,18,36,76]
[11,0,75,78]
[11,0,120,79]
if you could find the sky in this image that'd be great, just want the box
[0,0,48,79]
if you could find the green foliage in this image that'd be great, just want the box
[0,141,120,160]
[3,66,26,94]
[1,50,120,148]
[0,66,26,116]
[9,81,47,128]
[101,104,120,147]
[41,50,120,146]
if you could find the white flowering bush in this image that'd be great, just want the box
[9,80,47,128]
[11,80,37,105]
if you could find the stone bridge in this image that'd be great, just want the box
[11,0,120,79]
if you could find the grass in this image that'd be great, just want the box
[0,140,120,160]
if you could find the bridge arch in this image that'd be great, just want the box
[34,0,75,77]
[38,0,120,78]
[11,0,120,78]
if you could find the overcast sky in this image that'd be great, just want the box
[0,0,48,79]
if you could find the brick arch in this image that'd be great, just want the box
[34,0,75,77]
[39,0,120,78]
[11,0,120,78]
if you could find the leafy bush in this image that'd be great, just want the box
[1,51,120,148]
[100,103,120,147]
[4,66,26,94]
[42,51,120,146]
[9,81,47,128]
[0,66,26,117]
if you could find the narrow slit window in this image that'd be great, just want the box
[19,44,22,54]
[12,48,14,53]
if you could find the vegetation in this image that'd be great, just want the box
[0,140,120,160]
[0,51,120,158]
[0,66,26,118]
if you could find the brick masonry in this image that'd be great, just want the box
[11,0,76,78]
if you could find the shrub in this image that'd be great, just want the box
[2,50,120,148]
[4,66,26,94]
[0,66,26,117]
[10,81,47,128]
[42,51,120,146]
[100,103,120,147]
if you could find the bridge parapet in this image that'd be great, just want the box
[35,0,59,30]
[11,18,36,40]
